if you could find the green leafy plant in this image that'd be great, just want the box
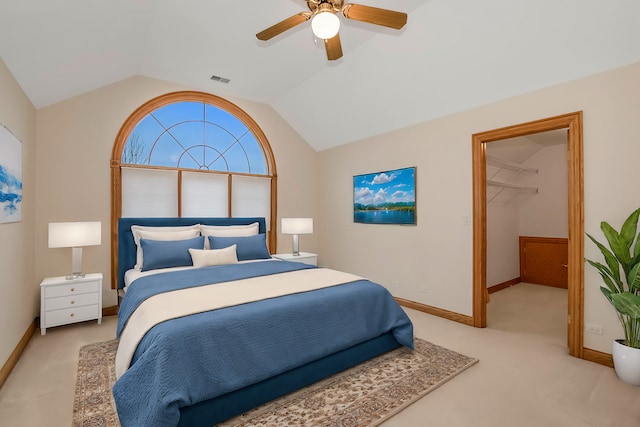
[586,207,640,349]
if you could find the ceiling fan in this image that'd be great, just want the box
[256,0,407,61]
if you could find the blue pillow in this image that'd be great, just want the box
[140,236,205,271]
[208,234,271,261]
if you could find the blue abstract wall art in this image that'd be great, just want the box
[353,166,416,225]
[0,124,22,224]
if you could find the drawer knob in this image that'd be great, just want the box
[70,288,75,292]
[70,313,75,317]
[70,300,75,305]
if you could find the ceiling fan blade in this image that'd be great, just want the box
[342,4,407,30]
[324,33,343,61]
[256,13,311,41]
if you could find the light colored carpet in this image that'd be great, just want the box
[72,338,478,427]
[3,285,640,426]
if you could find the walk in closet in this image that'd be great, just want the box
[485,130,568,291]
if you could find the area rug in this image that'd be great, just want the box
[73,338,478,427]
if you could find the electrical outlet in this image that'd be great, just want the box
[585,323,603,335]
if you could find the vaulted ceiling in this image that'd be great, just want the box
[1,0,639,151]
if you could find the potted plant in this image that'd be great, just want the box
[586,207,640,386]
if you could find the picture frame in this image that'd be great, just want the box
[0,124,23,224]
[353,166,416,225]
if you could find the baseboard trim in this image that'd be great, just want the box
[488,277,520,294]
[0,318,37,390]
[102,305,119,317]
[395,297,474,326]
[583,347,614,368]
[396,297,615,369]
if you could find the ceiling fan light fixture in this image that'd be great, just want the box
[256,1,407,60]
[311,11,340,39]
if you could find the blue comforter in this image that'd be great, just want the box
[112,260,414,427]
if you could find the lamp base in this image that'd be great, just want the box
[67,247,85,280]
[292,234,300,256]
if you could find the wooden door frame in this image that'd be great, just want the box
[472,111,584,358]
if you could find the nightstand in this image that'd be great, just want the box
[272,252,318,266]
[40,273,103,335]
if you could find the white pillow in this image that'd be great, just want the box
[131,225,201,269]
[189,245,238,268]
[200,222,259,249]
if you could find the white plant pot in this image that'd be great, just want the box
[612,339,640,387]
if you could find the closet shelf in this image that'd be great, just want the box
[486,155,538,174]
[487,180,538,193]
[486,154,538,204]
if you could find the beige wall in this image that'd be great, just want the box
[0,59,36,368]
[318,61,640,353]
[4,57,640,366]
[35,76,318,307]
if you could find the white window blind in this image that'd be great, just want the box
[231,175,272,229]
[181,172,229,217]
[121,168,178,217]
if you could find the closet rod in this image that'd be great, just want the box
[487,180,538,193]
[486,155,538,173]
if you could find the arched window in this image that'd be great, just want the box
[110,91,277,289]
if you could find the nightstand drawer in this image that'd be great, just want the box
[45,304,99,326]
[45,292,99,311]
[44,280,100,298]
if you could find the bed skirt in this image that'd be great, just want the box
[177,332,401,427]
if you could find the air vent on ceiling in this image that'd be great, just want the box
[210,74,231,84]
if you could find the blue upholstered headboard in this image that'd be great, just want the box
[117,217,267,289]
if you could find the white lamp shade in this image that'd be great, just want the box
[311,11,340,39]
[48,222,102,248]
[281,218,313,235]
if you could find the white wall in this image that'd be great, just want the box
[318,61,640,353]
[486,203,520,287]
[485,153,531,287]
[0,58,36,369]
[517,144,568,238]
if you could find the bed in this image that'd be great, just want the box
[113,217,414,427]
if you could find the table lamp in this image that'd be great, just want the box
[281,218,313,256]
[48,221,101,279]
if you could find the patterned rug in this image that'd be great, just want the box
[73,338,478,427]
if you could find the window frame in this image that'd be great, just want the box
[110,91,278,289]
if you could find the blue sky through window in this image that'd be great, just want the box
[123,101,267,174]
